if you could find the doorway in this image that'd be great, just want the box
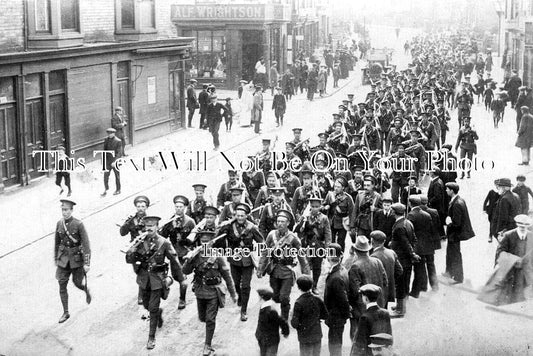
[242,30,264,82]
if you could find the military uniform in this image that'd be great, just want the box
[55,209,91,321]
[126,229,185,348]
[351,190,383,238]
[324,188,354,251]
[291,185,320,220]
[280,171,301,204]
[259,199,293,237]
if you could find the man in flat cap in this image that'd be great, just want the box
[324,176,355,251]
[491,178,521,239]
[186,79,199,128]
[493,215,533,304]
[258,209,310,321]
[55,199,91,323]
[218,203,263,321]
[159,195,196,309]
[351,175,383,239]
[351,284,392,356]
[101,127,122,196]
[111,106,127,156]
[444,182,474,284]
[126,216,185,350]
[390,203,420,317]
[516,105,533,165]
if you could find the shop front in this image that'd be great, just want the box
[172,3,290,90]
[0,39,191,191]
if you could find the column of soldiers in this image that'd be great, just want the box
[54,31,517,356]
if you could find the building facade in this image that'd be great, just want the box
[503,0,533,85]
[0,0,192,191]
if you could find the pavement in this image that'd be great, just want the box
[1,25,533,356]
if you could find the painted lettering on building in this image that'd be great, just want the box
[172,5,265,20]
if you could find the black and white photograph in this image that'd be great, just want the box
[1,0,533,355]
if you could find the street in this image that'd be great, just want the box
[1,25,533,356]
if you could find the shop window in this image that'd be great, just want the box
[185,30,227,80]
[60,0,79,31]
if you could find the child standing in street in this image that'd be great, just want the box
[272,87,287,127]
[55,146,72,196]
[513,174,533,214]
[255,286,289,356]
[224,97,233,132]
[291,275,328,356]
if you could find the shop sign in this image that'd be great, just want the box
[172,5,265,21]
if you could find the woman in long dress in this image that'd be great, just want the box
[240,81,255,127]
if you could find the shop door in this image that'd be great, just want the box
[49,94,66,149]
[25,99,45,178]
[0,105,20,186]
[242,30,263,82]
[117,80,131,144]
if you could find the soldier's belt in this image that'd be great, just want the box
[148,262,168,273]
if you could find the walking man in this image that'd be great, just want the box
[186,79,199,128]
[111,107,127,156]
[101,128,122,196]
[206,95,228,150]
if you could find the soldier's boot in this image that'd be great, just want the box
[146,337,156,350]
[390,299,405,318]
[202,344,215,356]
[59,282,70,323]
[58,312,70,323]
[240,310,248,322]
[178,284,187,309]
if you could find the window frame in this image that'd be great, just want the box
[115,0,158,36]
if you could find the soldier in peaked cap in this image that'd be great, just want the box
[126,215,185,350]
[220,187,246,222]
[188,184,212,224]
[294,196,332,293]
[55,198,92,323]
[257,209,310,320]
[323,175,355,252]
[291,169,320,222]
[218,202,263,321]
[159,195,196,309]
[351,174,383,239]
[259,186,293,237]
[216,169,250,208]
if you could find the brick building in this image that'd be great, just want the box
[0,0,192,191]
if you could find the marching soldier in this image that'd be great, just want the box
[218,203,264,321]
[280,169,301,205]
[323,176,355,251]
[55,199,91,323]
[259,186,293,237]
[312,132,337,159]
[125,216,185,350]
[254,171,279,209]
[187,206,221,247]
[454,116,478,179]
[291,169,320,222]
[159,195,196,309]
[257,209,311,320]
[119,195,150,317]
[242,166,265,204]
[216,169,250,209]
[220,187,246,222]
[294,197,332,293]
[187,184,211,224]
[183,231,237,356]
[292,128,311,161]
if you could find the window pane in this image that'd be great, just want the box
[35,0,51,32]
[118,62,129,79]
[0,77,15,102]
[198,31,212,52]
[25,74,42,98]
[121,0,135,28]
[49,71,65,91]
[140,0,155,28]
[61,0,78,30]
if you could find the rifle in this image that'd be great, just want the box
[184,233,227,261]
[121,231,149,253]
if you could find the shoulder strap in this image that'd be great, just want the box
[62,219,79,244]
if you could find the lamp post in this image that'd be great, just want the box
[493,0,505,57]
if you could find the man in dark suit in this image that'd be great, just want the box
[324,243,351,356]
[407,196,437,297]
[111,107,127,156]
[255,286,289,356]
[428,168,447,227]
[198,84,210,129]
[420,195,444,243]
[351,284,392,356]
[491,178,522,238]
[101,128,122,196]
[444,182,475,284]
[389,203,420,318]
[495,214,533,303]
[186,79,198,128]
[373,198,396,247]
[370,231,403,309]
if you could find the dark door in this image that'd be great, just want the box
[0,105,20,186]
[25,99,45,178]
[49,94,66,149]
[242,30,263,82]
[117,80,131,144]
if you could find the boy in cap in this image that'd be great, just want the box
[351,284,392,356]
[55,145,72,196]
[101,127,122,196]
[272,86,287,127]
[291,275,328,356]
[255,286,289,356]
[55,199,92,323]
[512,175,533,214]
[183,230,237,356]
[159,195,196,309]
